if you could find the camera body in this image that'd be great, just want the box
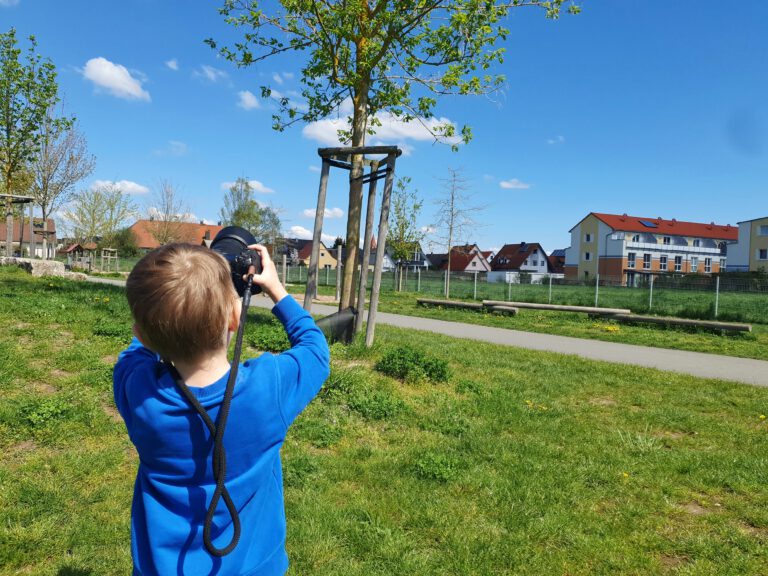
[210,226,263,296]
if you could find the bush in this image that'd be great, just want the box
[246,317,290,352]
[374,345,450,383]
[348,388,405,420]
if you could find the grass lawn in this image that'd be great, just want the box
[1,266,768,575]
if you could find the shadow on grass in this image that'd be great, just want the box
[57,568,92,576]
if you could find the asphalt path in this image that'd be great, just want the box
[87,277,768,387]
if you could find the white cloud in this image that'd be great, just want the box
[303,207,344,219]
[153,140,188,157]
[147,207,200,223]
[308,165,321,173]
[483,174,495,182]
[0,0,20,6]
[499,178,531,190]
[219,180,274,194]
[165,58,179,71]
[91,179,150,195]
[289,225,335,244]
[272,72,284,85]
[269,88,308,112]
[420,226,436,234]
[302,99,461,150]
[547,135,565,145]
[237,90,260,110]
[194,65,227,83]
[81,57,150,101]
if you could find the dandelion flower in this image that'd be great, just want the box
[760,414,766,421]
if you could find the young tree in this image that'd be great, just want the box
[146,180,188,245]
[208,0,579,307]
[388,176,424,290]
[31,112,96,258]
[1,28,68,256]
[220,177,283,243]
[432,167,483,297]
[63,183,137,245]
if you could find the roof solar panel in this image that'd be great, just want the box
[639,220,658,228]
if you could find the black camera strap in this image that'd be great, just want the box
[167,275,254,557]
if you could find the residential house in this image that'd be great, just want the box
[0,218,57,258]
[385,241,429,271]
[564,212,737,285]
[726,217,768,272]
[277,238,338,269]
[129,219,224,251]
[329,243,395,272]
[548,249,566,274]
[428,244,492,273]
[488,242,560,283]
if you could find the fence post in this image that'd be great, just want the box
[404,267,408,291]
[649,274,654,311]
[548,275,553,304]
[417,268,421,292]
[507,278,512,301]
[281,254,287,286]
[335,263,342,302]
[594,274,600,307]
[715,275,720,318]
[473,271,478,300]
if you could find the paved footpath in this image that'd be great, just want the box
[87,277,768,387]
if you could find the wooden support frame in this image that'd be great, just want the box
[304,146,401,347]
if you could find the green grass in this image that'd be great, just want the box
[1,266,768,574]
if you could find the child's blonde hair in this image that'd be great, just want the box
[126,243,239,361]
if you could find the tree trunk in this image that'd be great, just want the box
[339,87,369,309]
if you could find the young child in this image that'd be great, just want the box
[113,243,330,575]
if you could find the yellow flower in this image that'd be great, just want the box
[103,297,110,303]
[760,414,766,421]
[622,472,629,478]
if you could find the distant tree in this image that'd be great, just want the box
[220,177,282,243]
[432,168,483,297]
[388,176,424,290]
[0,28,69,256]
[63,183,137,245]
[333,236,345,249]
[100,226,138,257]
[31,111,96,258]
[208,0,579,309]
[146,180,188,245]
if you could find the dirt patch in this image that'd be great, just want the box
[680,502,709,515]
[654,431,689,440]
[739,522,768,539]
[10,439,38,455]
[659,555,688,570]
[14,322,32,329]
[101,354,117,364]
[103,403,123,423]
[589,397,617,407]
[31,381,57,395]
[50,369,72,379]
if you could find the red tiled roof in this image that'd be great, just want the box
[0,218,56,243]
[491,243,547,271]
[129,220,224,249]
[588,213,738,241]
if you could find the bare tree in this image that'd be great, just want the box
[62,182,137,245]
[146,180,188,245]
[432,168,484,298]
[31,113,95,258]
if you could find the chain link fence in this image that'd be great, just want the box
[285,265,768,325]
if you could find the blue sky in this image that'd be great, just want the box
[3,0,767,254]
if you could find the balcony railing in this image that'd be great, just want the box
[624,241,722,255]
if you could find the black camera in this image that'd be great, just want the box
[210,226,263,296]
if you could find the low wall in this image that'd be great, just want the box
[0,257,87,280]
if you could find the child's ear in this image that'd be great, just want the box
[228,300,242,333]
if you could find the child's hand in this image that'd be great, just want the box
[246,244,288,304]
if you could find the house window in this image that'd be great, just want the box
[627,252,636,269]
[663,236,670,245]
[659,255,668,270]
[758,225,768,236]
[693,239,701,248]
[584,233,592,243]
[705,258,712,273]
[584,252,591,261]
[674,256,682,272]
[719,258,726,270]
[759,249,768,260]
[691,257,699,272]
[643,253,651,269]
[471,261,476,266]
[632,234,640,242]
